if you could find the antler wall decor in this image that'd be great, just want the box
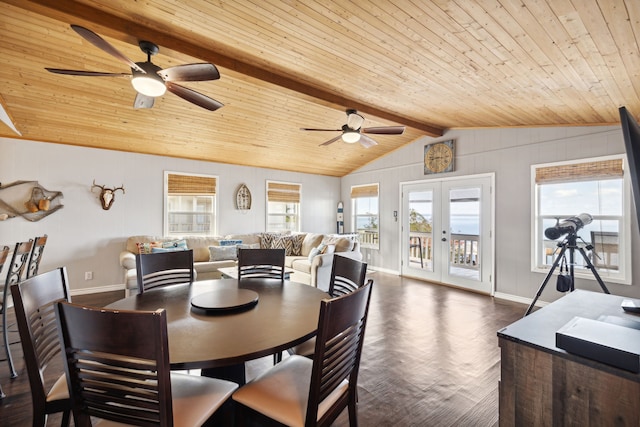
[91,180,125,210]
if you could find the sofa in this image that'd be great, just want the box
[119,232,362,294]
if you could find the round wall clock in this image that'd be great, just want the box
[236,184,252,210]
[424,140,455,174]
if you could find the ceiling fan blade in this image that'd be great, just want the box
[0,94,21,136]
[70,25,144,73]
[362,126,405,135]
[165,82,223,111]
[300,128,342,132]
[45,68,130,77]
[359,134,379,148]
[319,134,343,146]
[158,63,220,82]
[133,93,155,109]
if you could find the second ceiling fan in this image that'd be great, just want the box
[301,109,405,148]
[46,25,223,111]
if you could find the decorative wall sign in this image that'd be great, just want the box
[424,139,455,174]
[236,184,252,211]
[0,180,63,221]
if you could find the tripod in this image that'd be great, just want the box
[524,232,610,316]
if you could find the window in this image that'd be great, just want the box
[266,181,301,232]
[164,172,217,236]
[351,183,379,249]
[532,156,631,284]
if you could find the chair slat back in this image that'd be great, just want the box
[11,267,71,414]
[307,280,373,426]
[135,250,194,294]
[55,302,173,427]
[5,240,34,288]
[237,248,285,280]
[25,234,48,279]
[329,255,368,297]
[2,241,34,381]
[0,246,9,273]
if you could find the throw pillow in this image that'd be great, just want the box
[162,239,188,250]
[136,241,161,254]
[321,236,354,253]
[307,247,320,262]
[307,243,328,262]
[209,246,238,261]
[151,246,186,253]
[301,233,324,256]
[219,239,243,247]
[269,234,304,256]
[260,233,287,249]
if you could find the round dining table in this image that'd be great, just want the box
[106,278,328,383]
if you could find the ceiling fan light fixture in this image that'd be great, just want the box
[342,131,361,143]
[131,72,166,97]
[346,111,364,130]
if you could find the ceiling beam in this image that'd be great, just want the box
[8,0,444,137]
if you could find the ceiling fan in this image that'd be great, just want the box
[301,109,405,148]
[45,25,223,111]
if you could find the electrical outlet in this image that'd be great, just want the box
[85,271,93,280]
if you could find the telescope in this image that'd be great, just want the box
[544,213,592,240]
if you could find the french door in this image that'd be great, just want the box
[400,174,494,294]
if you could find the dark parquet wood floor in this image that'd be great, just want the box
[0,271,525,426]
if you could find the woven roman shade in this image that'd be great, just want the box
[535,159,623,184]
[267,182,300,203]
[351,184,379,198]
[167,174,217,195]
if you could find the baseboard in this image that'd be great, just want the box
[70,283,125,296]
[367,269,545,309]
[493,291,548,308]
[367,266,399,275]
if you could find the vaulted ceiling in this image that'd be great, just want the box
[1,0,638,177]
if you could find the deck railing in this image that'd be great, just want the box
[449,233,479,269]
[409,232,479,270]
[357,230,379,247]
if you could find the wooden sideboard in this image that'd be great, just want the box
[498,290,640,425]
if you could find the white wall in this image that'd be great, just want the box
[5,125,637,304]
[341,125,640,303]
[0,137,339,293]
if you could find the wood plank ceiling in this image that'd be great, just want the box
[0,0,638,177]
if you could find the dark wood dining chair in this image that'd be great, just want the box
[233,279,374,427]
[11,267,71,427]
[135,249,194,294]
[25,234,48,279]
[328,254,368,297]
[238,247,286,363]
[2,239,34,379]
[54,302,238,427]
[0,245,9,399]
[237,248,286,280]
[288,255,369,358]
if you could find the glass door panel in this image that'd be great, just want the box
[401,175,493,294]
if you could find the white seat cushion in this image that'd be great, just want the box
[289,337,316,357]
[232,355,348,427]
[46,373,69,402]
[94,372,237,427]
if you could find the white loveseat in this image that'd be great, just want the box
[119,232,362,293]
